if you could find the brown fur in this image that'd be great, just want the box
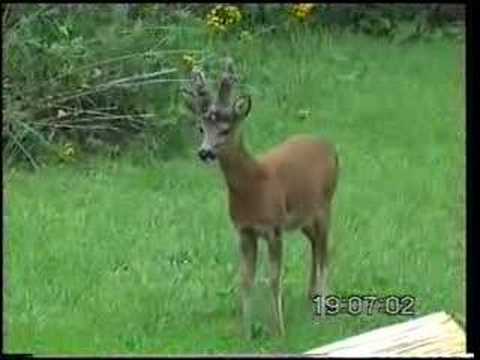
[220,134,338,231]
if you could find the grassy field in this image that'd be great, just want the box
[4,31,465,355]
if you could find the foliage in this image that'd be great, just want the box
[206,5,242,33]
[2,4,464,169]
[289,4,316,23]
[2,4,204,168]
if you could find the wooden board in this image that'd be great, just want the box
[304,312,470,357]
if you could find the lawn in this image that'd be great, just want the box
[4,31,465,355]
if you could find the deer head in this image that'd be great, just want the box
[182,58,251,163]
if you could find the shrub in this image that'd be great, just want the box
[2,4,464,169]
[2,4,205,168]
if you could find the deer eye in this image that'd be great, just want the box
[198,126,204,134]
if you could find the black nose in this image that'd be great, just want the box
[198,149,216,161]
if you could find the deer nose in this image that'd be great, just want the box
[198,149,217,162]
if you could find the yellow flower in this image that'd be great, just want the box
[182,54,201,72]
[61,142,75,161]
[291,3,316,22]
[206,5,241,33]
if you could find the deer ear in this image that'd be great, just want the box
[233,95,251,121]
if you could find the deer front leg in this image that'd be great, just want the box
[267,228,285,336]
[238,229,258,339]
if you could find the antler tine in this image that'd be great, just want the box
[217,57,237,107]
[182,68,213,115]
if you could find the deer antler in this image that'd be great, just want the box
[217,57,238,107]
[182,58,239,114]
[182,68,213,115]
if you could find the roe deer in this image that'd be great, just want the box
[182,58,339,338]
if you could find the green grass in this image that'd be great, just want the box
[5,31,465,355]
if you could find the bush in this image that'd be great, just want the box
[2,4,464,169]
[2,4,205,168]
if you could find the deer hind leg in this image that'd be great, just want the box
[239,229,258,339]
[302,224,318,301]
[302,208,330,301]
[266,228,285,336]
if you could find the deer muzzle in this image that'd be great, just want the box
[198,148,217,163]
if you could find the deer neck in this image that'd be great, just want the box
[218,131,260,192]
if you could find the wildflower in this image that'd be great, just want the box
[182,54,202,72]
[61,142,75,161]
[206,5,242,33]
[290,3,316,22]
